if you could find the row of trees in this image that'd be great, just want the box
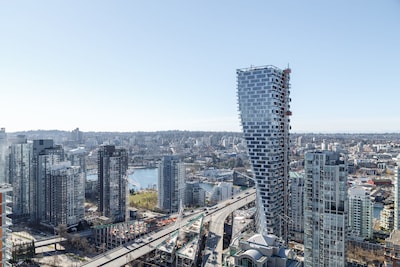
[129,190,159,211]
[56,224,97,256]
[10,240,35,265]
[347,243,385,266]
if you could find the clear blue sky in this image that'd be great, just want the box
[1,1,399,133]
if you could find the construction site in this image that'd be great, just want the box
[93,216,178,250]
[129,214,206,267]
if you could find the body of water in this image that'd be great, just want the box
[128,167,158,190]
[373,204,383,219]
[86,168,158,190]
[87,167,215,192]
[129,168,216,192]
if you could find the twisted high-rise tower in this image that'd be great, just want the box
[237,65,291,242]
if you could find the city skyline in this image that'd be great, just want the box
[1,1,399,133]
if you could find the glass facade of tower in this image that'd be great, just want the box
[0,128,7,185]
[98,145,128,223]
[32,140,65,221]
[304,151,348,267]
[290,171,305,243]
[9,138,32,217]
[158,155,185,213]
[237,65,291,241]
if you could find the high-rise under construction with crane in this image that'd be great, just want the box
[237,65,292,242]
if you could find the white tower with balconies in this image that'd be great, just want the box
[394,163,400,230]
[304,151,348,267]
[348,185,373,239]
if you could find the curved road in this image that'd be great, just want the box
[202,192,256,266]
[82,188,256,267]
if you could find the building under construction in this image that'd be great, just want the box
[93,216,178,250]
[93,220,150,250]
[143,214,205,267]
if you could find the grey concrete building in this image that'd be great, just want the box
[45,162,85,227]
[98,145,128,223]
[158,155,185,213]
[8,135,32,218]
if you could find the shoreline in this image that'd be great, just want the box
[129,166,157,169]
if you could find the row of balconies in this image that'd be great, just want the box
[0,216,13,227]
[6,195,12,203]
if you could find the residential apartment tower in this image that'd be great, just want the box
[304,151,348,267]
[0,184,12,266]
[98,145,128,223]
[158,155,185,213]
[8,135,32,218]
[237,65,291,241]
[348,185,373,239]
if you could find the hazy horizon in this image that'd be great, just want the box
[6,128,400,135]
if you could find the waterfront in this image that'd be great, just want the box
[129,168,216,192]
[128,167,158,190]
[87,167,216,192]
[87,168,158,190]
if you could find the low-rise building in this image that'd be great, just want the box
[208,182,240,206]
[230,233,301,267]
[385,229,400,267]
[185,181,206,207]
[381,205,395,231]
[348,185,373,239]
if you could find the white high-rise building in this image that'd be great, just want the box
[0,128,7,184]
[32,140,65,222]
[9,135,33,217]
[296,136,302,147]
[158,155,185,213]
[304,151,348,267]
[237,65,291,241]
[394,164,400,230]
[46,162,85,226]
[0,184,12,266]
[290,171,304,243]
[348,185,373,239]
[208,182,240,205]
